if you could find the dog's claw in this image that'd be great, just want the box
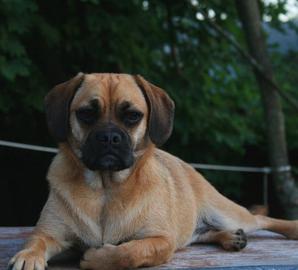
[232,229,247,251]
[236,229,244,235]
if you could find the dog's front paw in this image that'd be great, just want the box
[80,244,129,270]
[8,249,46,270]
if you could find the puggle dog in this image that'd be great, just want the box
[9,73,298,270]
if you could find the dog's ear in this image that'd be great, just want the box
[45,72,84,142]
[134,75,175,146]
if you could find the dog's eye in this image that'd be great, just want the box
[76,108,98,125]
[123,111,143,126]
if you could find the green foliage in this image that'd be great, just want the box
[0,0,297,200]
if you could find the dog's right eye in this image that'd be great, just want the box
[76,108,98,125]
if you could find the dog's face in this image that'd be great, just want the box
[45,73,174,172]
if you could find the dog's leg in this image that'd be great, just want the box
[8,232,65,270]
[8,192,71,270]
[201,190,298,241]
[196,229,247,251]
[80,237,175,270]
[210,206,298,240]
[254,215,298,239]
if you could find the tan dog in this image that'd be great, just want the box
[9,73,298,270]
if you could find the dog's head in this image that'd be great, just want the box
[45,73,174,172]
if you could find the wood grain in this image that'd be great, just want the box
[1,227,298,270]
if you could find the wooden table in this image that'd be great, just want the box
[1,227,298,270]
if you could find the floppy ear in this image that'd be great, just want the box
[45,72,85,142]
[134,75,175,146]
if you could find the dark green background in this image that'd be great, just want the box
[0,0,297,225]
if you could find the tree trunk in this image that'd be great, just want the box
[235,0,298,218]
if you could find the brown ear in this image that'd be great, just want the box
[134,75,175,146]
[45,72,84,142]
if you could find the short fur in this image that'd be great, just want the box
[9,73,298,270]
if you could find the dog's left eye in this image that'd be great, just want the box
[123,111,143,126]
[76,108,98,125]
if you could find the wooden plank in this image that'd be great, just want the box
[1,227,298,270]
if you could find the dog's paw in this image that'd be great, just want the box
[80,244,127,270]
[8,249,46,270]
[221,229,247,251]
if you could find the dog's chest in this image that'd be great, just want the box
[67,194,103,247]
[69,192,142,248]
[100,198,143,245]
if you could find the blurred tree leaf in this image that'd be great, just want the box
[0,0,296,200]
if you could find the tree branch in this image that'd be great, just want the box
[198,8,298,112]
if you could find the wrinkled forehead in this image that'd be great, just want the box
[71,73,147,112]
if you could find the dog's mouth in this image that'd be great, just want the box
[96,154,128,171]
[100,154,119,169]
[81,152,134,172]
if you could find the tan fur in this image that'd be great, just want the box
[9,73,298,270]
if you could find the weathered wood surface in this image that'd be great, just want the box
[1,227,298,270]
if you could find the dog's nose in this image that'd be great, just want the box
[96,131,122,145]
